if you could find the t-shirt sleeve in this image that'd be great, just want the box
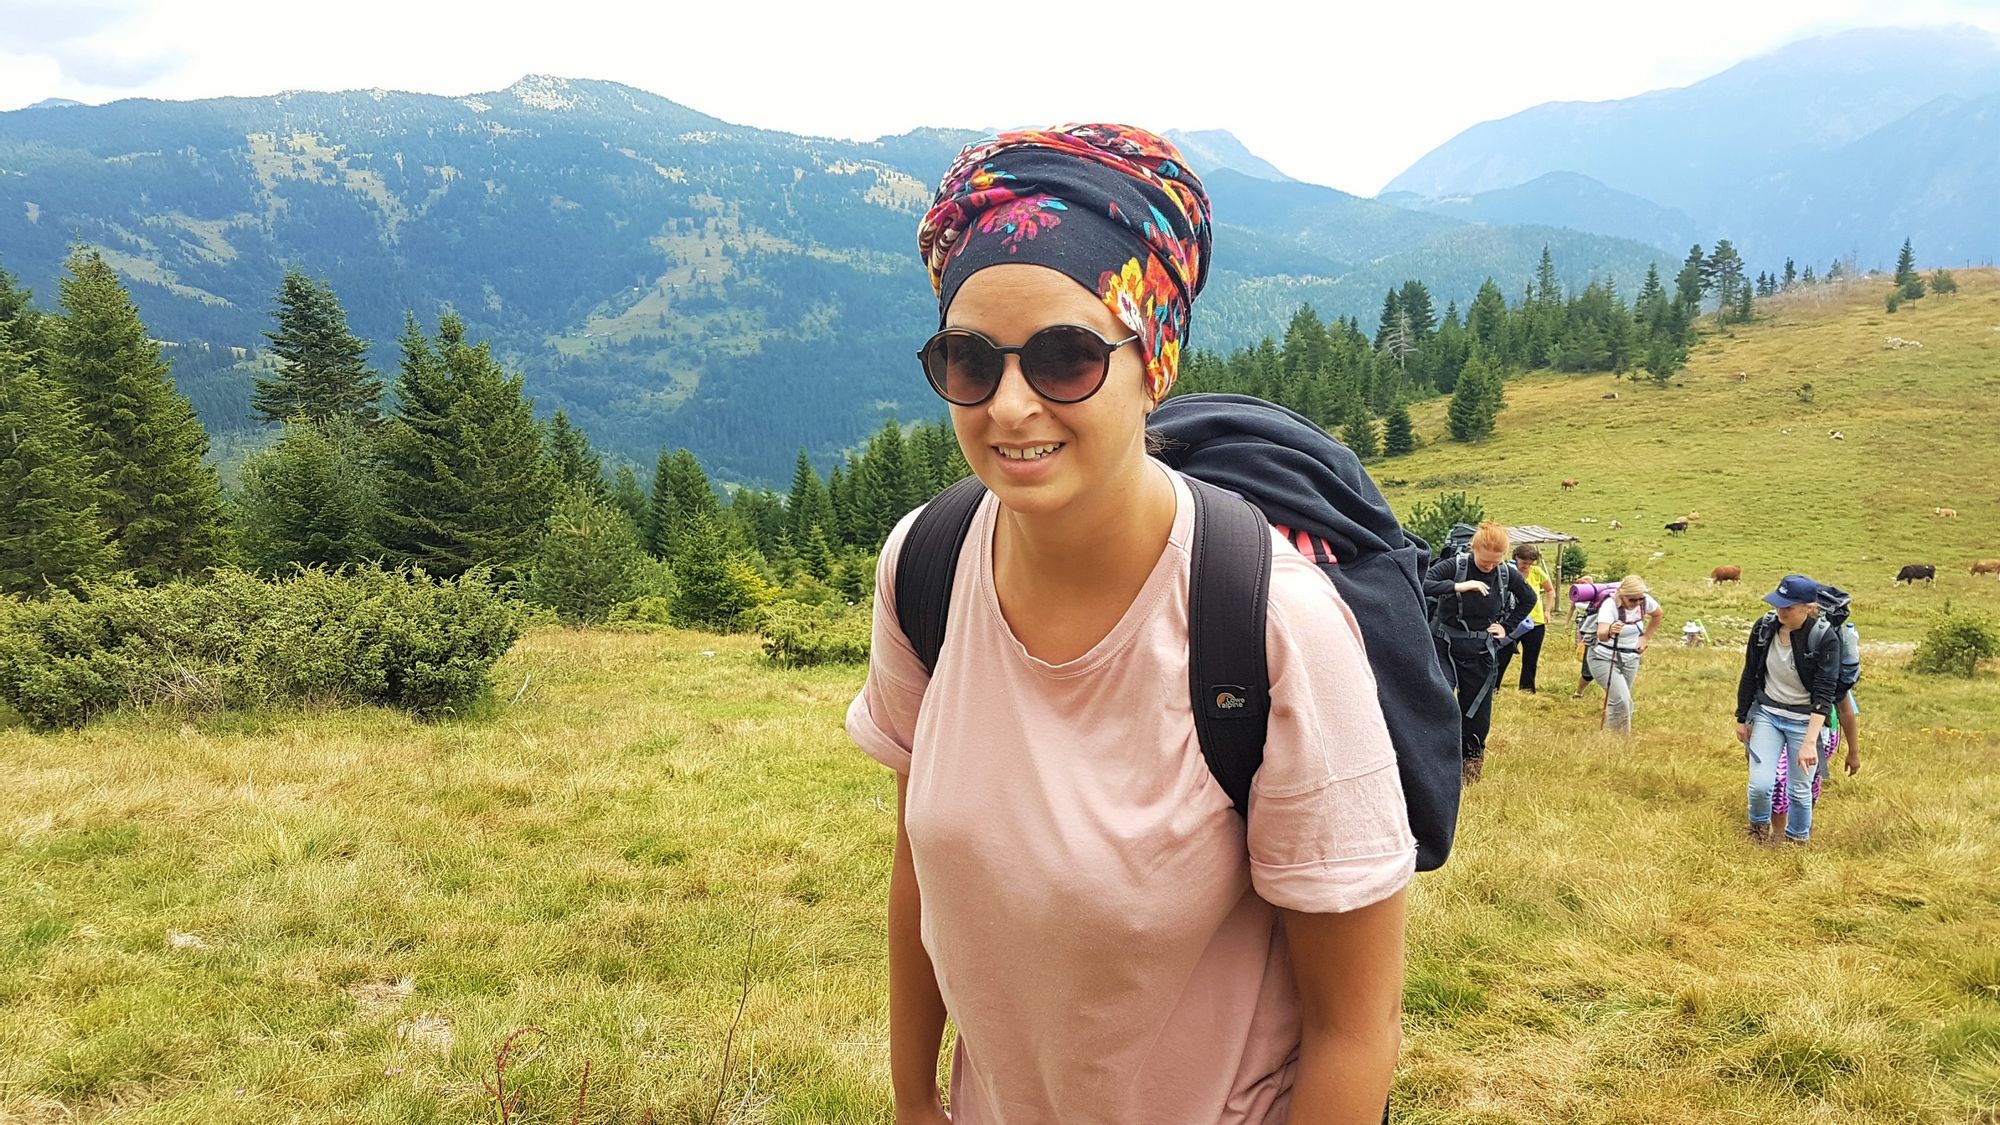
[1246,543,1416,915]
[1595,600,1617,629]
[843,507,934,775]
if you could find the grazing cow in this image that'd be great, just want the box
[1732,371,1749,382]
[1686,510,1702,522]
[1935,506,1959,518]
[1972,559,2000,577]
[1711,565,1742,584]
[1601,392,1619,400]
[1896,564,1937,585]
[1562,478,1579,491]
[1665,519,1689,535]
[1609,519,1623,530]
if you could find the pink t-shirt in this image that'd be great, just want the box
[846,465,1416,1125]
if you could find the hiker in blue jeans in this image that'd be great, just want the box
[1734,575,1840,844]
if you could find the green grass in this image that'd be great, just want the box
[3,275,1999,1123]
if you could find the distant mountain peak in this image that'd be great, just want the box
[1166,129,1296,183]
[24,97,83,110]
[503,74,582,112]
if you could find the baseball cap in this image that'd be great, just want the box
[1764,574,1821,608]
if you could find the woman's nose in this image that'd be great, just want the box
[985,355,1042,426]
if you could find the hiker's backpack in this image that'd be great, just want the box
[893,392,1462,872]
[1816,584,1861,695]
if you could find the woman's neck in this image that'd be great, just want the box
[993,456,1176,595]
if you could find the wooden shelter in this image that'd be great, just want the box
[1506,524,1582,592]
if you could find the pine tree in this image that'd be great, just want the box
[544,410,608,500]
[0,328,118,595]
[1373,289,1404,350]
[254,268,383,427]
[670,508,763,631]
[1930,268,1959,295]
[374,312,555,580]
[645,448,721,560]
[1893,239,1918,288]
[519,485,650,624]
[1705,241,1747,326]
[1467,279,1508,358]
[48,249,226,583]
[1675,244,1707,309]
[236,416,380,573]
[0,266,47,358]
[1398,281,1438,342]
[1381,403,1416,457]
[1534,246,1562,307]
[1782,259,1798,290]
[802,523,837,581]
[1447,353,1499,442]
[787,449,831,545]
[610,464,647,531]
[1644,333,1687,388]
[1339,406,1379,461]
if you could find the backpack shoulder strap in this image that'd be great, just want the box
[894,476,989,674]
[1184,477,1273,818]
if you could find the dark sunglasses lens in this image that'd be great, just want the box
[925,333,1002,404]
[1022,326,1110,401]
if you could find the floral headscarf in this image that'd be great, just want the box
[917,124,1213,404]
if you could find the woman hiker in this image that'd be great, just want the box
[1587,575,1662,735]
[1424,521,1536,783]
[1494,543,1557,693]
[1735,574,1842,844]
[847,124,1414,1124]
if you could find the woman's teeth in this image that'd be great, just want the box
[998,444,1063,461]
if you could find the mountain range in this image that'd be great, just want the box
[0,77,1666,482]
[1381,25,2000,268]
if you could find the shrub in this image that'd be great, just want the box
[1560,543,1589,577]
[1885,290,1901,313]
[606,595,675,628]
[755,599,872,668]
[0,566,523,729]
[1911,606,2000,678]
[1404,491,1485,553]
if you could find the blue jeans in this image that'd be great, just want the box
[1747,706,1816,840]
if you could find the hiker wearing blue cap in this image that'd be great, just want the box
[1733,574,1843,843]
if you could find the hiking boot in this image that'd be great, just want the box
[1461,758,1483,785]
[1747,822,1773,845]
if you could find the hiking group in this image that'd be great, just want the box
[844,122,1865,1124]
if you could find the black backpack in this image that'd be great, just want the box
[894,393,1462,872]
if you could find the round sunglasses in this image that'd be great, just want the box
[917,324,1138,406]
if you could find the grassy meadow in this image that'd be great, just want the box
[4,275,2000,1123]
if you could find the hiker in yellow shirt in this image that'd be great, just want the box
[1495,544,1558,693]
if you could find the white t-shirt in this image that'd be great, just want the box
[1763,632,1814,715]
[1593,595,1660,653]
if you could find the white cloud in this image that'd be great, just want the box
[2,0,1995,193]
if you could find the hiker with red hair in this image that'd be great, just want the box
[1424,521,1537,783]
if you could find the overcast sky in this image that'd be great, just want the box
[3,0,1997,195]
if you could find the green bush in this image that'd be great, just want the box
[1911,606,2000,678]
[606,595,675,628]
[755,599,872,668]
[1403,491,1485,554]
[0,566,523,729]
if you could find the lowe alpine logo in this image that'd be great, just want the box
[1214,690,1247,710]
